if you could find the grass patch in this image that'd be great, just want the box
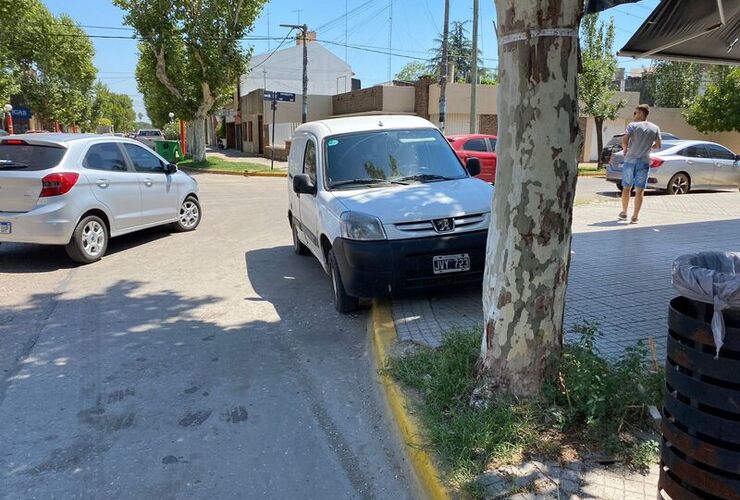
[387,323,663,492]
[177,157,274,172]
[578,163,602,175]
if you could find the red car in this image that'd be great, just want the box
[447,134,497,183]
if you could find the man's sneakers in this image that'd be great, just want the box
[618,212,627,220]
[630,216,639,224]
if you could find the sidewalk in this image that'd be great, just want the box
[205,146,288,170]
[393,191,740,360]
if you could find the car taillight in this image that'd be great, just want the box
[1,139,27,145]
[40,172,79,197]
[650,157,664,168]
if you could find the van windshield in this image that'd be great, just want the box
[325,129,467,189]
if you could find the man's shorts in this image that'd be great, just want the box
[622,158,650,189]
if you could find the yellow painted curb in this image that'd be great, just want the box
[371,299,451,500]
[244,171,287,178]
[179,167,287,178]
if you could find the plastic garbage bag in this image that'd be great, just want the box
[672,252,740,357]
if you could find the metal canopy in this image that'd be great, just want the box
[619,0,740,65]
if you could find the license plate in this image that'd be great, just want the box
[433,254,470,274]
[0,222,10,234]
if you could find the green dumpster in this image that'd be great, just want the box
[153,140,184,163]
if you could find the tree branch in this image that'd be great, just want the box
[153,45,185,101]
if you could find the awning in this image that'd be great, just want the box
[619,0,740,66]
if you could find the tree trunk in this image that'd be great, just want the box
[595,117,604,169]
[191,117,207,162]
[479,0,581,397]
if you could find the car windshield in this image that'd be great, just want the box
[325,129,467,189]
[0,143,66,171]
[138,130,161,136]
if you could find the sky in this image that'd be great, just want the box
[44,0,663,122]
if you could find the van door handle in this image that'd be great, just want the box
[144,178,153,187]
[96,179,109,188]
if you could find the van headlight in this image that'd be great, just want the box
[340,212,387,241]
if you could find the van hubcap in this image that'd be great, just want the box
[180,201,199,227]
[82,221,105,257]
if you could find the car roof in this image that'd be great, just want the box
[446,134,497,141]
[294,115,437,138]
[0,133,154,148]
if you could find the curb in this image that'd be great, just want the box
[179,167,287,178]
[371,299,450,500]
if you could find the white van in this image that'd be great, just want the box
[287,115,493,313]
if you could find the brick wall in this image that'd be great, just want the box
[479,114,498,135]
[332,87,383,115]
[414,77,434,120]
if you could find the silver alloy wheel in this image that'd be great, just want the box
[670,174,689,194]
[82,221,105,257]
[179,200,200,228]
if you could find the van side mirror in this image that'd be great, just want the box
[466,157,481,177]
[293,173,316,195]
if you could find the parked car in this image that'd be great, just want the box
[134,128,164,149]
[0,133,201,263]
[606,140,739,194]
[447,134,497,183]
[0,129,7,137]
[600,132,679,165]
[288,115,493,313]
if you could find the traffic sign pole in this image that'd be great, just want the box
[271,97,277,171]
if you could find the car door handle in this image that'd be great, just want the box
[96,179,109,188]
[144,178,153,187]
[687,160,694,165]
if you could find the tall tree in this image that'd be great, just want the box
[91,82,137,133]
[0,2,96,126]
[430,21,483,83]
[685,67,740,133]
[579,14,624,168]
[645,61,701,108]
[115,0,268,161]
[480,0,580,396]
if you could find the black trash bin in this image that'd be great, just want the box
[659,252,740,500]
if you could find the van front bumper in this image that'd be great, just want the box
[332,230,487,298]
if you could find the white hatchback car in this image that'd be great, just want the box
[288,115,493,313]
[0,134,201,263]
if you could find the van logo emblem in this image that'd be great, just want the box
[432,218,455,233]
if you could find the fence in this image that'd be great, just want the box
[268,122,299,147]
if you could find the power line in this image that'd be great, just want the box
[250,29,296,71]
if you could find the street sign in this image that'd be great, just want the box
[276,92,296,102]
[262,91,296,103]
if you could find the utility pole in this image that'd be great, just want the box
[388,0,393,82]
[469,0,479,134]
[439,0,450,133]
[281,24,309,123]
[263,68,267,91]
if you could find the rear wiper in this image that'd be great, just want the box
[395,173,456,182]
[0,161,29,170]
[331,178,409,188]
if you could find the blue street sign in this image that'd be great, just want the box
[263,91,274,101]
[276,92,296,102]
[10,107,32,119]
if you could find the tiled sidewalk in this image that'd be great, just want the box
[393,191,740,360]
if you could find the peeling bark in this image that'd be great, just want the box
[480,0,581,397]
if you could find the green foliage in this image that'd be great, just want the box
[0,2,97,125]
[645,62,701,108]
[389,324,663,490]
[430,21,484,83]
[685,67,740,133]
[115,0,267,123]
[162,121,180,140]
[579,15,624,123]
[394,62,432,82]
[90,82,136,133]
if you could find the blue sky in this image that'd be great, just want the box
[45,0,662,122]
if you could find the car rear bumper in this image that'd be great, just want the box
[332,230,487,298]
[0,201,78,245]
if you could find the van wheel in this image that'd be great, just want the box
[291,219,309,255]
[328,249,358,313]
[65,215,108,264]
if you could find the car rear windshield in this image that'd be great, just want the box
[325,129,467,188]
[0,143,66,171]
[138,130,161,136]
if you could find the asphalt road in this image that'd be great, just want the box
[0,174,414,500]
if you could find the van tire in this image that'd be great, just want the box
[328,249,358,313]
[291,219,309,255]
[65,215,108,264]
